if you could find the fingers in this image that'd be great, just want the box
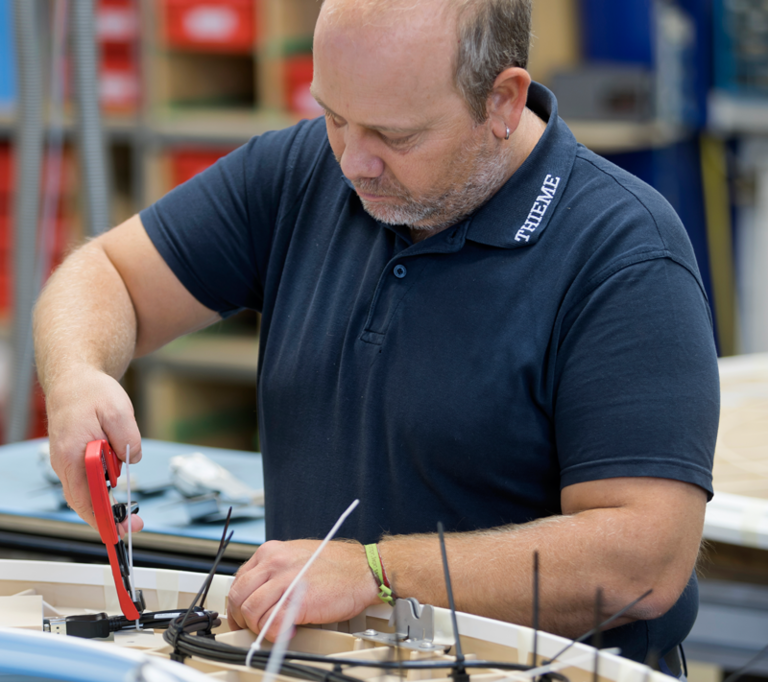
[117,514,145,539]
[53,430,103,530]
[46,370,143,529]
[227,557,272,631]
[256,601,290,643]
[230,577,297,642]
[98,392,143,466]
[226,540,376,638]
[65,474,97,530]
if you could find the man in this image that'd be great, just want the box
[33,0,718,667]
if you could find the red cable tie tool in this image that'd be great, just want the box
[84,439,145,621]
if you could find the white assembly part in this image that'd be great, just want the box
[0,595,43,630]
[169,452,264,505]
[0,559,677,682]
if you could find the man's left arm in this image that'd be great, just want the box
[227,475,706,640]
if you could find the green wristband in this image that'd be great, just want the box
[364,543,395,606]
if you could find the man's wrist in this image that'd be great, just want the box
[364,543,396,605]
[41,363,108,396]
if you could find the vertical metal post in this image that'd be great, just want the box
[72,0,111,236]
[7,0,43,443]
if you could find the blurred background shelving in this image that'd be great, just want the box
[0,0,323,444]
[0,0,761,453]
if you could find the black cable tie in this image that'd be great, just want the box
[180,530,234,633]
[194,610,216,638]
[201,507,233,610]
[166,621,185,652]
[437,521,469,682]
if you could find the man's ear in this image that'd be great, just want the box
[487,67,531,140]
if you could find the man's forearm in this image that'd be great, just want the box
[226,479,704,640]
[378,504,698,638]
[34,240,137,390]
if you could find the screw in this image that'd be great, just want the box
[419,642,433,650]
[364,629,377,636]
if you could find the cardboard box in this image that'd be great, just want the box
[528,0,581,86]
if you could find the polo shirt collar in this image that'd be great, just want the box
[465,82,578,249]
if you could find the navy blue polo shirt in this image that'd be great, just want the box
[141,83,719,662]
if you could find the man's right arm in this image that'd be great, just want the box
[33,213,219,529]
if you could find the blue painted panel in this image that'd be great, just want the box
[0,0,15,109]
[580,0,710,128]
[579,0,655,65]
[675,0,712,128]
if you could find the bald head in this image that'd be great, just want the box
[319,0,450,28]
[316,0,532,123]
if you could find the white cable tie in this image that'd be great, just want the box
[125,444,139,629]
[259,581,308,682]
[247,498,360,660]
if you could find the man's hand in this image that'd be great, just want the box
[34,215,220,531]
[227,540,380,640]
[45,365,144,535]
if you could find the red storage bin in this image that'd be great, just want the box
[47,216,71,263]
[0,257,10,314]
[0,145,77,196]
[285,55,323,118]
[170,148,233,188]
[100,50,140,112]
[163,0,256,53]
[0,277,9,314]
[0,144,11,192]
[0,215,8,250]
[96,0,139,43]
[0,216,70,267]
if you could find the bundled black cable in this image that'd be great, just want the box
[46,508,234,641]
[162,629,362,682]
[161,619,565,678]
[44,607,221,639]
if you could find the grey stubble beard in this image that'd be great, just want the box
[346,133,512,233]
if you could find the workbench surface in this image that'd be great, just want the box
[0,438,265,561]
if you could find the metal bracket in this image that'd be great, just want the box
[353,598,455,652]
